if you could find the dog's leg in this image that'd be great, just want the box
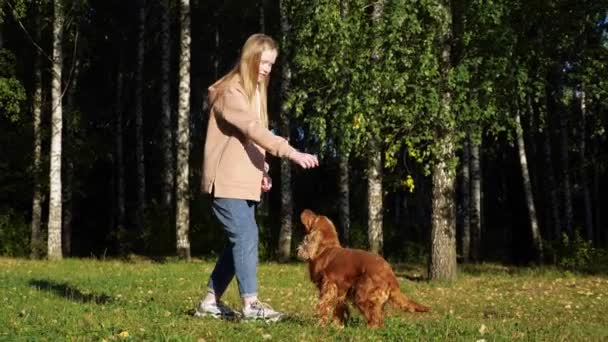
[356,295,386,328]
[332,292,349,327]
[316,281,338,326]
[354,280,390,328]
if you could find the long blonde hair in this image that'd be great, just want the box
[214,33,278,128]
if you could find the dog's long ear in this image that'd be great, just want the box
[300,209,317,233]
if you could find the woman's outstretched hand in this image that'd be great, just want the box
[289,151,319,169]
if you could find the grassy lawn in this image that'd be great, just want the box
[1,257,607,341]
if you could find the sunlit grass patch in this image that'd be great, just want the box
[1,257,607,341]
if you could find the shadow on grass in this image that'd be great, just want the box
[392,264,428,282]
[28,279,113,304]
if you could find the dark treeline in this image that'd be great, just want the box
[0,0,607,278]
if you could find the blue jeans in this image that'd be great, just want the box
[207,198,259,299]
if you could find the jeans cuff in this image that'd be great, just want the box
[241,292,257,299]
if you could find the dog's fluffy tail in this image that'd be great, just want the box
[390,287,430,313]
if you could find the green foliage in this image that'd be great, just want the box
[551,231,606,273]
[0,0,27,23]
[0,50,27,122]
[286,0,444,166]
[0,208,30,257]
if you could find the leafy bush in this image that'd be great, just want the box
[551,230,606,272]
[0,208,30,257]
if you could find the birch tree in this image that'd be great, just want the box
[515,108,543,262]
[428,0,457,281]
[47,0,64,260]
[366,0,384,255]
[30,6,44,258]
[176,0,191,260]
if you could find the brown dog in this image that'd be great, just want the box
[297,209,429,328]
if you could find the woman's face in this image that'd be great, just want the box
[258,49,278,82]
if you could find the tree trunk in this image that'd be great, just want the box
[429,140,458,281]
[176,0,192,261]
[30,10,44,259]
[367,0,384,255]
[577,87,593,242]
[160,0,174,211]
[259,0,266,33]
[541,96,561,242]
[48,0,64,260]
[115,64,127,253]
[213,16,220,81]
[558,88,573,237]
[63,53,80,257]
[515,108,543,263]
[460,136,471,262]
[277,0,293,262]
[338,0,351,248]
[470,141,481,261]
[135,0,147,235]
[428,0,457,281]
[367,136,383,254]
[338,153,350,246]
[592,149,601,246]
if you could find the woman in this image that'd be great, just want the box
[195,33,319,321]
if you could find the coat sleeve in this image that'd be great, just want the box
[218,87,297,158]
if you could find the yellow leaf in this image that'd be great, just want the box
[479,324,487,335]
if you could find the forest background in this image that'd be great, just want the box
[1,0,607,280]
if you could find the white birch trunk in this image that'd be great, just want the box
[515,110,543,263]
[30,10,44,259]
[367,0,384,255]
[429,138,458,281]
[429,0,457,281]
[48,0,64,260]
[176,0,192,260]
[367,137,383,254]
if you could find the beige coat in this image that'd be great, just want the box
[202,76,296,201]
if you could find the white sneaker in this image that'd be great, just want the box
[242,300,284,322]
[194,300,237,319]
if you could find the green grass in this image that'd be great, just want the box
[1,257,607,341]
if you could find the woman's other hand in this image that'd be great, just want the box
[261,174,272,192]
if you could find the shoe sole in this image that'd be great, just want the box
[242,315,284,323]
[194,311,238,320]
